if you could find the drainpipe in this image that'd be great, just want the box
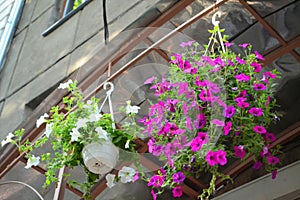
[0,0,24,73]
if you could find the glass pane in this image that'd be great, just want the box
[265,1,300,42]
[246,0,294,17]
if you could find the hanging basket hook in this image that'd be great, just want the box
[103,82,114,95]
[212,11,222,26]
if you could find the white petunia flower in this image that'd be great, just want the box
[58,79,73,89]
[70,128,81,142]
[36,113,49,128]
[125,100,140,114]
[118,166,136,183]
[95,127,109,141]
[44,123,53,138]
[89,113,102,122]
[105,173,116,188]
[125,139,130,149]
[25,155,40,169]
[76,118,89,129]
[1,132,14,147]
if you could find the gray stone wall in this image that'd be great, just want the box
[0,0,159,135]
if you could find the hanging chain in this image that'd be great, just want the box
[99,81,116,129]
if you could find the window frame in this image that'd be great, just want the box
[42,0,93,37]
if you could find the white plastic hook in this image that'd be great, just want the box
[103,82,114,95]
[212,11,222,26]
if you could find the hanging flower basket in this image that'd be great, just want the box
[82,141,119,174]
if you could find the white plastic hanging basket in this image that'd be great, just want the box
[82,141,119,174]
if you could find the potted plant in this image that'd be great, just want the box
[139,26,281,199]
[1,80,142,199]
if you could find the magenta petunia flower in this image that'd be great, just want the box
[224,121,232,136]
[237,101,250,109]
[216,150,227,166]
[224,41,234,47]
[148,175,164,187]
[224,105,236,118]
[194,113,206,129]
[151,190,157,200]
[212,119,225,127]
[272,170,278,179]
[144,76,156,84]
[206,151,218,166]
[172,172,185,183]
[265,132,276,142]
[250,62,262,73]
[199,89,212,102]
[197,132,209,144]
[227,59,235,66]
[253,125,267,134]
[180,40,194,48]
[172,186,183,198]
[263,71,277,79]
[267,156,280,165]
[253,161,263,170]
[234,73,250,82]
[239,43,250,49]
[253,83,266,91]
[235,97,247,103]
[254,50,265,60]
[249,107,263,116]
[190,137,204,152]
[233,145,246,159]
[236,57,246,65]
[213,57,225,66]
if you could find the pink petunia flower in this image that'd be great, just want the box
[227,59,235,66]
[253,83,266,91]
[224,121,232,136]
[254,50,265,60]
[194,113,206,129]
[144,76,156,84]
[250,62,262,73]
[272,170,278,179]
[180,40,194,48]
[237,101,250,108]
[233,145,246,159]
[253,161,263,170]
[206,151,218,166]
[224,41,234,47]
[236,57,246,65]
[249,107,263,116]
[234,73,250,82]
[212,119,225,127]
[253,125,267,134]
[263,71,277,79]
[148,175,164,187]
[216,150,227,166]
[190,137,204,152]
[172,186,183,198]
[172,172,185,183]
[239,43,250,48]
[267,156,280,165]
[265,132,276,142]
[151,190,157,200]
[224,105,236,118]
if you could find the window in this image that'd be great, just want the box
[42,0,92,36]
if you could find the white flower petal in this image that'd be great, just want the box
[1,132,14,147]
[95,127,109,141]
[118,166,136,183]
[70,128,81,142]
[36,113,49,128]
[44,123,53,138]
[105,174,116,188]
[58,79,73,89]
[76,118,89,129]
[125,102,140,114]
[89,113,102,122]
[25,155,40,169]
[125,140,130,149]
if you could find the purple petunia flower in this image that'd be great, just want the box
[263,71,277,79]
[234,145,246,159]
[249,107,263,116]
[227,59,235,66]
[267,156,280,165]
[265,132,276,142]
[239,43,250,49]
[224,121,232,136]
[253,161,263,170]
[144,76,156,84]
[206,151,218,166]
[199,89,212,102]
[253,83,266,91]
[224,105,236,118]
[254,50,265,60]
[190,137,204,152]
[172,186,183,198]
[224,41,234,47]
[172,172,185,183]
[250,62,262,73]
[253,125,267,134]
[236,57,246,65]
[234,73,250,82]
[235,97,247,103]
